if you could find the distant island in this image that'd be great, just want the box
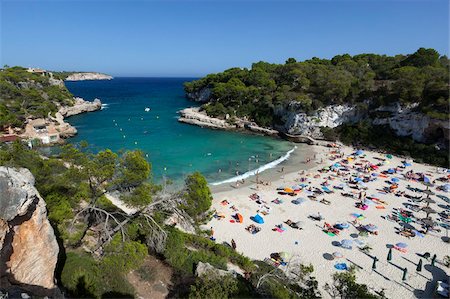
[64,72,113,81]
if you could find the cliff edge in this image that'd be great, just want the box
[0,167,60,297]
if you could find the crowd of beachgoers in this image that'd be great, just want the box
[204,144,450,298]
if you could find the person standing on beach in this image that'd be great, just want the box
[231,239,236,250]
[209,227,214,238]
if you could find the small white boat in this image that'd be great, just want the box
[144,107,151,112]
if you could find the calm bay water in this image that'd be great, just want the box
[65,78,296,185]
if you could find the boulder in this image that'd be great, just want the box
[0,167,60,297]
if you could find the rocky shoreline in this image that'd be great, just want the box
[178,107,321,145]
[178,107,280,137]
[65,72,113,81]
[20,97,102,143]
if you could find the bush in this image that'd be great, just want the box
[181,172,212,220]
[61,252,100,298]
[325,267,380,299]
[189,270,239,299]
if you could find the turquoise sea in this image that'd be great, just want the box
[65,78,298,185]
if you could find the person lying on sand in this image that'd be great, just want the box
[284,219,304,230]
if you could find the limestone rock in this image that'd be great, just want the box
[0,167,60,297]
[65,72,113,81]
[275,103,365,139]
[59,97,102,118]
[186,87,212,103]
[195,262,232,277]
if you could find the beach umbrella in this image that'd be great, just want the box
[334,263,348,270]
[396,242,408,249]
[431,254,437,266]
[423,189,435,196]
[387,248,392,261]
[252,214,264,224]
[371,173,379,177]
[403,162,412,167]
[355,150,364,156]
[284,187,294,193]
[386,154,393,159]
[340,239,353,249]
[372,257,378,269]
[423,197,436,207]
[354,177,363,182]
[354,239,365,247]
[364,224,378,233]
[236,213,243,223]
[422,207,437,217]
[391,177,400,183]
[388,168,395,174]
[402,267,408,281]
[333,252,344,259]
[416,259,423,272]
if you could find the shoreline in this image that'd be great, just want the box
[209,143,319,193]
[205,144,449,298]
[178,107,319,145]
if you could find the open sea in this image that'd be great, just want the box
[64,78,302,185]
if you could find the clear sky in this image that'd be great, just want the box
[1,0,448,77]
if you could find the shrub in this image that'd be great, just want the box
[181,172,212,220]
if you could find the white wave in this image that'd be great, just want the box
[210,146,297,186]
[101,104,109,110]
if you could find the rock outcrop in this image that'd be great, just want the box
[59,97,102,118]
[178,107,278,136]
[0,167,60,297]
[178,107,233,130]
[186,87,212,103]
[275,102,365,139]
[65,72,113,81]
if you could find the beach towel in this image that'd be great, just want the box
[376,205,386,209]
[275,227,285,233]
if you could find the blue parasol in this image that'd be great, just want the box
[396,242,408,248]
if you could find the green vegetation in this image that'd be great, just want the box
[325,267,382,299]
[163,227,254,275]
[185,48,449,127]
[321,122,449,167]
[188,270,239,299]
[61,235,146,298]
[0,66,74,127]
[181,171,213,220]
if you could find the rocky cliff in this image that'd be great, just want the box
[275,101,449,144]
[186,87,212,103]
[65,72,113,81]
[0,167,60,297]
[274,102,366,139]
[183,89,449,144]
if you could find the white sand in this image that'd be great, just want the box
[205,144,450,298]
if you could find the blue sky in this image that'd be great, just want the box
[1,0,448,77]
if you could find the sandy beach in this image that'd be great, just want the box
[205,144,450,298]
